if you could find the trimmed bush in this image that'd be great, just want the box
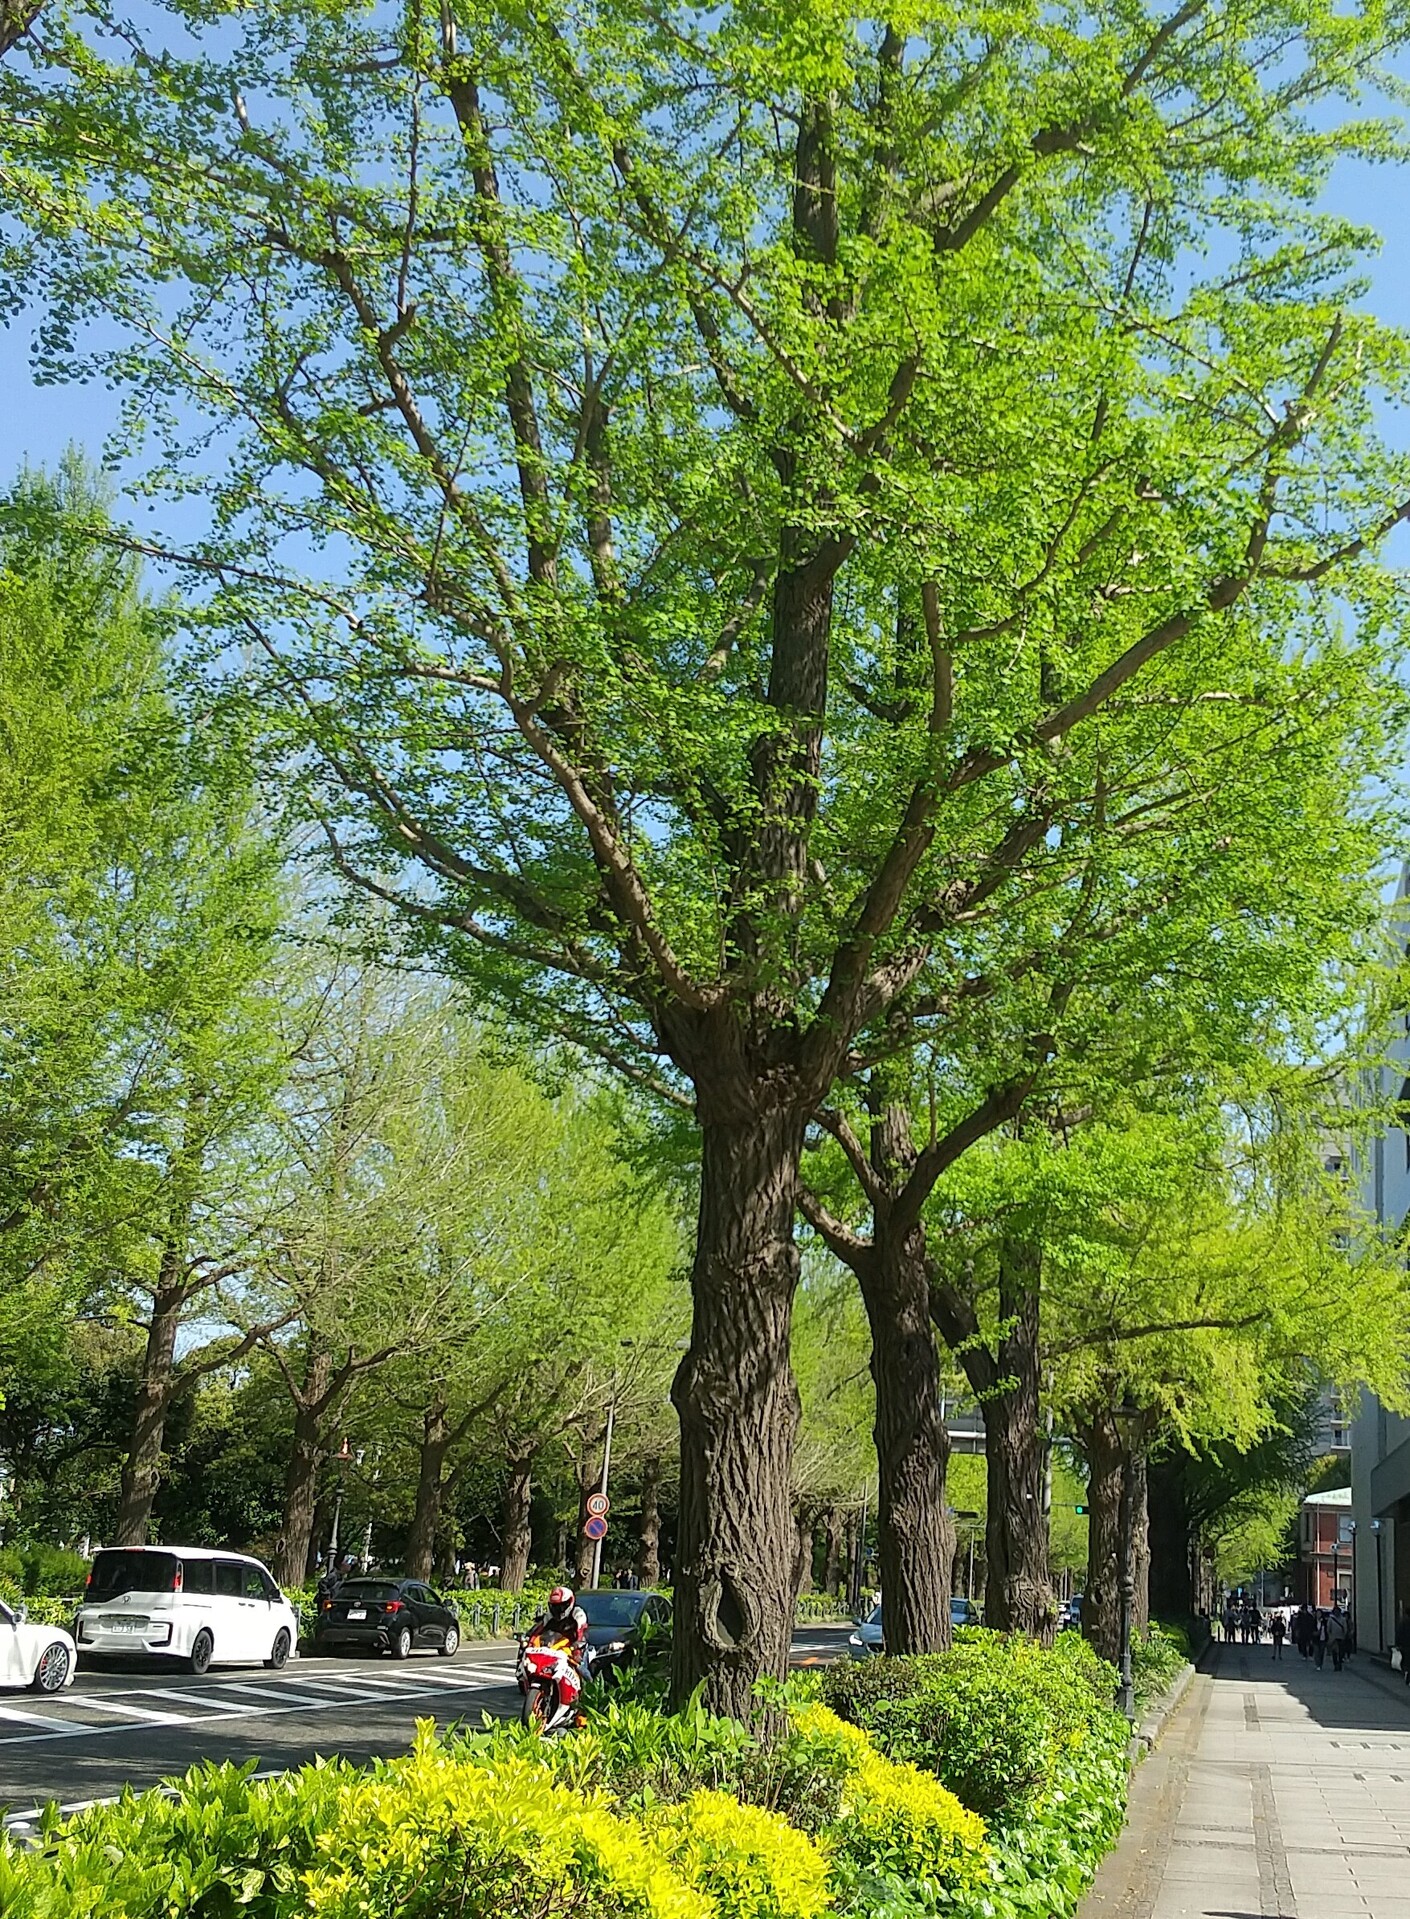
[822,1628,1121,1826]
[650,1790,831,1919]
[792,1704,987,1889]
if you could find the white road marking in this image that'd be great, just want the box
[0,1662,514,1748]
[57,1694,188,1724]
[0,1702,76,1730]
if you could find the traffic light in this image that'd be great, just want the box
[1074,1503,1087,1515]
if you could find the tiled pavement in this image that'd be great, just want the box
[1080,1641,1410,1919]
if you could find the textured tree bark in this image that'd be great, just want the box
[638,1454,662,1587]
[670,1104,805,1718]
[405,1400,450,1581]
[1132,1451,1150,1638]
[500,1446,535,1592]
[977,1243,1054,1639]
[1145,1453,1194,1618]
[860,1223,954,1654]
[273,1344,334,1588]
[1080,1412,1123,1663]
[112,1280,183,1546]
[822,1507,844,1596]
[793,1504,817,1596]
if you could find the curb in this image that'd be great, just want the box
[1129,1659,1195,1761]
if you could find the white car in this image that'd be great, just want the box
[0,1596,77,1693]
[75,1545,298,1675]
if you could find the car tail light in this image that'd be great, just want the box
[384,1600,404,1614]
[174,1564,184,1592]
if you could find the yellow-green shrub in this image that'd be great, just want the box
[650,1788,832,1919]
[792,1704,987,1889]
[303,1726,706,1919]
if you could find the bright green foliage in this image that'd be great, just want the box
[822,1629,1122,1826]
[792,1704,988,1889]
[12,0,1410,1702]
[650,1791,832,1919]
[1130,1622,1189,1710]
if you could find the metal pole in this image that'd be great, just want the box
[590,1398,615,1591]
[1116,1448,1136,1721]
[1375,1523,1384,1651]
[850,1488,868,1615]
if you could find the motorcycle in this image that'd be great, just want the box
[516,1626,593,1733]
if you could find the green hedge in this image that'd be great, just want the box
[822,1629,1130,1917]
[0,1632,1128,1919]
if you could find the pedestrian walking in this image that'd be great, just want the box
[1314,1609,1329,1668]
[1327,1603,1349,1672]
[1293,1602,1315,1659]
[1270,1611,1286,1660]
[1394,1605,1410,1685]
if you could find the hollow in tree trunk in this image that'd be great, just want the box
[113,1279,183,1546]
[406,1400,450,1581]
[638,1454,662,1587]
[670,1103,806,1718]
[859,1220,954,1654]
[500,1446,534,1592]
[978,1241,1054,1639]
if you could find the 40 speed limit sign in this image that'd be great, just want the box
[586,1492,610,1519]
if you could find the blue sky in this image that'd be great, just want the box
[3,73,1410,543]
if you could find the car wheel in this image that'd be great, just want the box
[265,1628,292,1671]
[189,1629,214,1676]
[32,1642,71,1694]
[391,1625,413,1660]
[438,1625,459,1658]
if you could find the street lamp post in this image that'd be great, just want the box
[589,1396,615,1592]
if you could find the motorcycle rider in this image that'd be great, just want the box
[532,1584,593,1692]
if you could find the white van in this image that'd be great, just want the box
[75,1546,299,1675]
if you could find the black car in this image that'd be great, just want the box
[577,1589,671,1677]
[312,1578,460,1659]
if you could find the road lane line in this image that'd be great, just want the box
[116,1688,251,1715]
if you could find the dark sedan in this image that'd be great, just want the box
[312,1578,460,1659]
[579,1589,671,1677]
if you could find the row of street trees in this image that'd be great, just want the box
[6,0,1410,1710]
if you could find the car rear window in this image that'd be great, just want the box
[579,1592,643,1626]
[88,1551,180,1598]
[338,1581,401,1602]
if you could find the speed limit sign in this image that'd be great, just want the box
[586,1492,610,1519]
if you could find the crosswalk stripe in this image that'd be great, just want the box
[128,1688,250,1714]
[0,1701,74,1729]
[213,1683,349,1709]
[58,1695,188,1724]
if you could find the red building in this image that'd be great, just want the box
[1298,1488,1354,1610]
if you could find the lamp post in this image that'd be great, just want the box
[1113,1403,1145,1723]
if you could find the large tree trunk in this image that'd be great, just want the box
[822,1506,844,1596]
[670,1104,805,1718]
[1133,1451,1150,1637]
[1080,1412,1123,1664]
[859,1219,954,1654]
[793,1504,816,1597]
[405,1400,450,1581]
[638,1454,662,1587]
[1146,1453,1194,1618]
[976,1242,1053,1638]
[500,1445,534,1592]
[274,1346,332,1589]
[113,1279,183,1546]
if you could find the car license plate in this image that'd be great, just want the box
[107,1620,144,1632]
[347,1608,367,1620]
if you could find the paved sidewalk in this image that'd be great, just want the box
[1080,1641,1410,1919]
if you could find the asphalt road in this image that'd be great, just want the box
[0,1623,854,1829]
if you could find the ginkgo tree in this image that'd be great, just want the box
[9,0,1410,1707]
